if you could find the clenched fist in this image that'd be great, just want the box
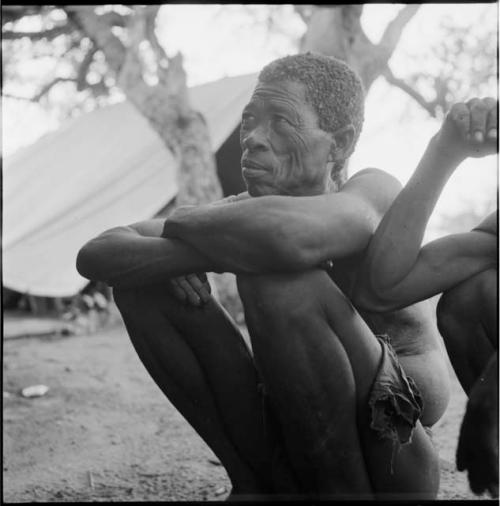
[435,97,498,161]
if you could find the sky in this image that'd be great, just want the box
[2,3,498,238]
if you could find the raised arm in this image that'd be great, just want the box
[162,168,403,273]
[352,98,498,311]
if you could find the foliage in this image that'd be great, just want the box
[390,10,498,119]
[2,6,124,119]
[3,4,497,123]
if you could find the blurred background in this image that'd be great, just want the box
[2,4,498,501]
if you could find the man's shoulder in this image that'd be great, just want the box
[339,168,402,214]
[342,167,402,190]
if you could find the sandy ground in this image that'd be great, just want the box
[3,318,490,502]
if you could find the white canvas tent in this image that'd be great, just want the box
[3,73,257,297]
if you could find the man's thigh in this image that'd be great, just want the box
[114,284,281,490]
[238,270,439,498]
[315,273,440,497]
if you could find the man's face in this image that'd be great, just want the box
[239,80,334,197]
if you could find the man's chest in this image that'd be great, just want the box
[325,255,437,355]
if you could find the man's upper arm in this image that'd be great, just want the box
[340,168,403,221]
[160,169,402,272]
[298,168,403,263]
[357,229,498,311]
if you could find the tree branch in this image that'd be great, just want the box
[377,5,420,60]
[144,5,168,67]
[383,67,437,117]
[64,6,127,76]
[2,92,35,102]
[99,11,131,27]
[33,77,76,101]
[115,8,153,101]
[76,45,98,91]
[2,24,74,40]
[2,6,46,27]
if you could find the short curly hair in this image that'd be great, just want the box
[258,52,365,189]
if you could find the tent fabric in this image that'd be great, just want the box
[3,73,257,297]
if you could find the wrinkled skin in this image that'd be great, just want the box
[172,79,349,304]
[239,80,337,197]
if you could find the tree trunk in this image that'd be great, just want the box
[67,6,241,314]
[176,112,222,205]
[301,5,420,93]
[67,6,222,208]
[300,5,420,177]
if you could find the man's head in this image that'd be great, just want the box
[240,52,365,197]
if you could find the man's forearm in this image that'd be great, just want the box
[353,137,464,302]
[162,195,363,273]
[77,227,219,288]
[163,200,293,273]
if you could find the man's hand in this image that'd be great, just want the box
[169,273,212,307]
[434,97,498,162]
[456,356,499,498]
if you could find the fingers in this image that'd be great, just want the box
[445,98,498,158]
[447,102,470,142]
[169,274,211,307]
[467,98,488,143]
[177,276,202,306]
[467,97,498,146]
[169,278,187,303]
[484,97,498,141]
[186,273,212,304]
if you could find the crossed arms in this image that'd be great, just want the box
[76,169,401,288]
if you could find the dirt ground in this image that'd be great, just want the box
[3,317,489,502]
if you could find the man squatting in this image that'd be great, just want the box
[77,53,497,499]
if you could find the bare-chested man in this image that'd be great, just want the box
[352,97,498,497]
[77,53,450,499]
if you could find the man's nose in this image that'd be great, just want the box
[241,125,269,151]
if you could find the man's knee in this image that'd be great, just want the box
[113,287,136,313]
[237,270,332,328]
[437,269,496,332]
[113,285,168,317]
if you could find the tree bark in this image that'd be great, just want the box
[65,6,237,310]
[65,6,222,207]
[301,5,420,92]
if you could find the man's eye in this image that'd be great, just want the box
[274,115,292,126]
[242,113,255,124]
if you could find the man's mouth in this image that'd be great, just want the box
[241,158,269,178]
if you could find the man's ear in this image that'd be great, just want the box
[331,124,355,161]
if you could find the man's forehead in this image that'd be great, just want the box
[249,79,307,105]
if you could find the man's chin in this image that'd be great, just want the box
[245,182,279,197]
